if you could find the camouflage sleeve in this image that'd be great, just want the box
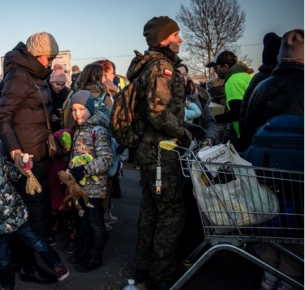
[145,60,185,139]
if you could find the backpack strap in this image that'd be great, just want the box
[98,92,108,103]
[61,90,75,128]
[62,90,74,111]
[92,125,102,156]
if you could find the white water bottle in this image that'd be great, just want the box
[122,279,139,290]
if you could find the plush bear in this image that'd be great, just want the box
[58,170,94,217]
[69,154,99,186]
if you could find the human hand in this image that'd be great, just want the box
[179,128,192,148]
[14,153,30,177]
[70,165,86,182]
[52,114,60,122]
[207,138,214,146]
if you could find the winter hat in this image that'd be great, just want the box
[50,64,67,83]
[26,32,59,57]
[143,16,179,48]
[262,32,282,65]
[70,90,95,115]
[206,50,237,67]
[277,29,304,64]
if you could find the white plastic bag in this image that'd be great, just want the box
[191,142,279,227]
[198,143,230,177]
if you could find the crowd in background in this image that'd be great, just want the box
[0,16,303,290]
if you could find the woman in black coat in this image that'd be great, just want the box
[0,32,61,284]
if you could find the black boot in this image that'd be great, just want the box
[135,268,149,283]
[68,245,88,264]
[19,265,57,284]
[112,177,122,199]
[146,280,172,290]
[75,254,102,272]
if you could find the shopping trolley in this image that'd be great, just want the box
[158,141,304,290]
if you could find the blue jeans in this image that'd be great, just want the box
[0,221,61,288]
[79,198,106,257]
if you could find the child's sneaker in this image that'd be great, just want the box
[260,280,278,290]
[64,241,77,254]
[260,271,279,290]
[277,281,297,290]
[104,208,118,225]
[75,254,102,272]
[47,231,57,246]
[260,277,278,290]
[53,263,70,281]
[105,223,112,231]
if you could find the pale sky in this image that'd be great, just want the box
[0,0,304,76]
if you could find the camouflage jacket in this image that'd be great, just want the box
[70,110,114,198]
[0,156,28,234]
[126,51,188,165]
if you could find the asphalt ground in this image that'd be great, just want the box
[14,162,264,290]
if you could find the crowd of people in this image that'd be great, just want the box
[0,14,303,290]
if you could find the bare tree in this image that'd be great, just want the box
[176,0,252,76]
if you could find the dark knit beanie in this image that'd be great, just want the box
[70,90,95,115]
[277,29,304,64]
[143,16,179,48]
[262,32,282,65]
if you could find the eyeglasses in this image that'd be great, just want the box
[182,72,188,77]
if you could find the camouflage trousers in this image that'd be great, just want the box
[136,160,186,284]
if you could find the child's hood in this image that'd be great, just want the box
[85,110,110,130]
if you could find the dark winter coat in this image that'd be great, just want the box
[0,42,53,162]
[240,63,277,120]
[49,84,71,132]
[244,62,304,148]
[237,63,277,151]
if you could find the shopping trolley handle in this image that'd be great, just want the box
[159,139,178,151]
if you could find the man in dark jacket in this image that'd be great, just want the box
[206,51,252,143]
[244,29,304,142]
[236,32,282,151]
[245,29,304,290]
[0,32,60,284]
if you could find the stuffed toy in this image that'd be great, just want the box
[54,128,74,154]
[21,153,42,195]
[58,170,94,217]
[69,154,99,186]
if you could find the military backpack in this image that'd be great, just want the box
[110,55,168,148]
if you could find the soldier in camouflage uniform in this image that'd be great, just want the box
[128,16,206,290]
[68,90,114,273]
[0,155,69,289]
